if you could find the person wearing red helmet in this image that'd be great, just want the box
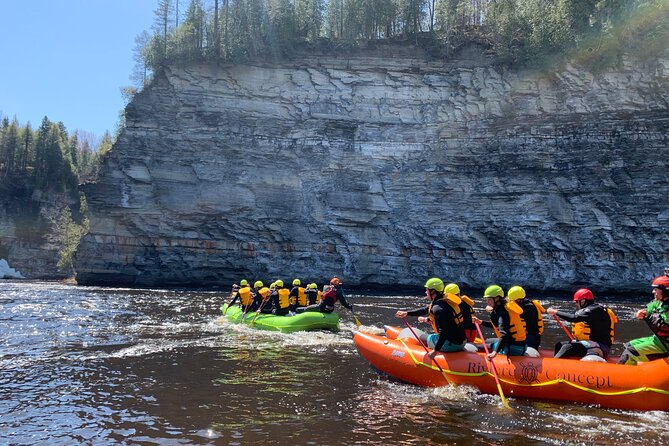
[617,276,669,365]
[547,288,618,359]
[297,277,353,314]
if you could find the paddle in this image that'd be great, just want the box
[552,313,575,341]
[350,307,362,327]
[238,294,256,324]
[223,286,239,315]
[473,320,511,409]
[250,296,270,326]
[644,317,669,351]
[400,317,454,386]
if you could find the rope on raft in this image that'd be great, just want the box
[398,339,669,397]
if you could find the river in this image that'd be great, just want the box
[0,281,667,445]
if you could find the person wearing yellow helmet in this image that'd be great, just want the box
[289,278,307,313]
[507,285,545,349]
[473,285,527,359]
[305,283,321,306]
[395,278,467,356]
[617,276,669,365]
[246,280,265,312]
[265,279,291,316]
[445,283,477,343]
[547,288,617,360]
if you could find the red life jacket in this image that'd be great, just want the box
[322,288,337,304]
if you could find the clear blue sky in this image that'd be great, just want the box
[0,0,157,139]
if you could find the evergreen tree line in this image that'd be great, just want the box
[0,115,113,190]
[133,0,668,85]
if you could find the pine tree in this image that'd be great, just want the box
[16,122,33,173]
[2,119,20,178]
[153,0,175,66]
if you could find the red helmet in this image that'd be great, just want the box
[651,276,669,290]
[573,288,594,301]
[330,277,342,286]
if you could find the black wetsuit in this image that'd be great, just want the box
[247,288,263,313]
[482,304,526,355]
[405,298,466,352]
[269,288,290,316]
[289,286,300,312]
[554,301,612,358]
[518,299,542,349]
[305,288,319,305]
[227,289,240,307]
[459,298,476,342]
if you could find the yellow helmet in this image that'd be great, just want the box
[507,286,526,301]
[269,282,277,290]
[484,285,504,298]
[424,278,445,292]
[444,283,460,296]
[240,279,248,286]
[253,280,264,289]
[275,280,284,288]
[308,283,317,289]
[292,279,301,286]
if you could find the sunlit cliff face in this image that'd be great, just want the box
[75,45,669,291]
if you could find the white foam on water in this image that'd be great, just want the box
[431,383,482,402]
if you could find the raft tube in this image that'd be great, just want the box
[354,326,669,411]
[221,304,340,333]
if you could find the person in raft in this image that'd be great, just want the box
[547,288,617,360]
[507,285,545,350]
[256,282,275,314]
[444,282,477,343]
[289,279,307,313]
[227,279,248,307]
[247,280,265,313]
[305,283,321,306]
[297,277,353,314]
[473,285,527,359]
[617,275,669,365]
[395,278,468,356]
[266,280,291,316]
[254,287,272,314]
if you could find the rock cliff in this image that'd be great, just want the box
[75,44,669,291]
[0,181,77,279]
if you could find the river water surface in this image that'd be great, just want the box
[0,281,667,445]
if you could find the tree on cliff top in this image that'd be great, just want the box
[132,0,667,81]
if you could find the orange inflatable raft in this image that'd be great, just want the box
[354,326,669,411]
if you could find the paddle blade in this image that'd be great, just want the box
[497,382,511,409]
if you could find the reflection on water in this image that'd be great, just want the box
[0,281,667,445]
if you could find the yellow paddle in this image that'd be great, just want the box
[350,307,362,327]
[401,317,454,386]
[249,300,268,326]
[474,320,511,409]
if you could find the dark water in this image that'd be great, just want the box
[0,281,667,445]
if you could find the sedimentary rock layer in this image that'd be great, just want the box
[75,45,669,291]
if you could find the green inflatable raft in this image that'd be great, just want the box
[221,304,340,333]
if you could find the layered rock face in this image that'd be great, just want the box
[75,45,669,291]
[0,184,76,279]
